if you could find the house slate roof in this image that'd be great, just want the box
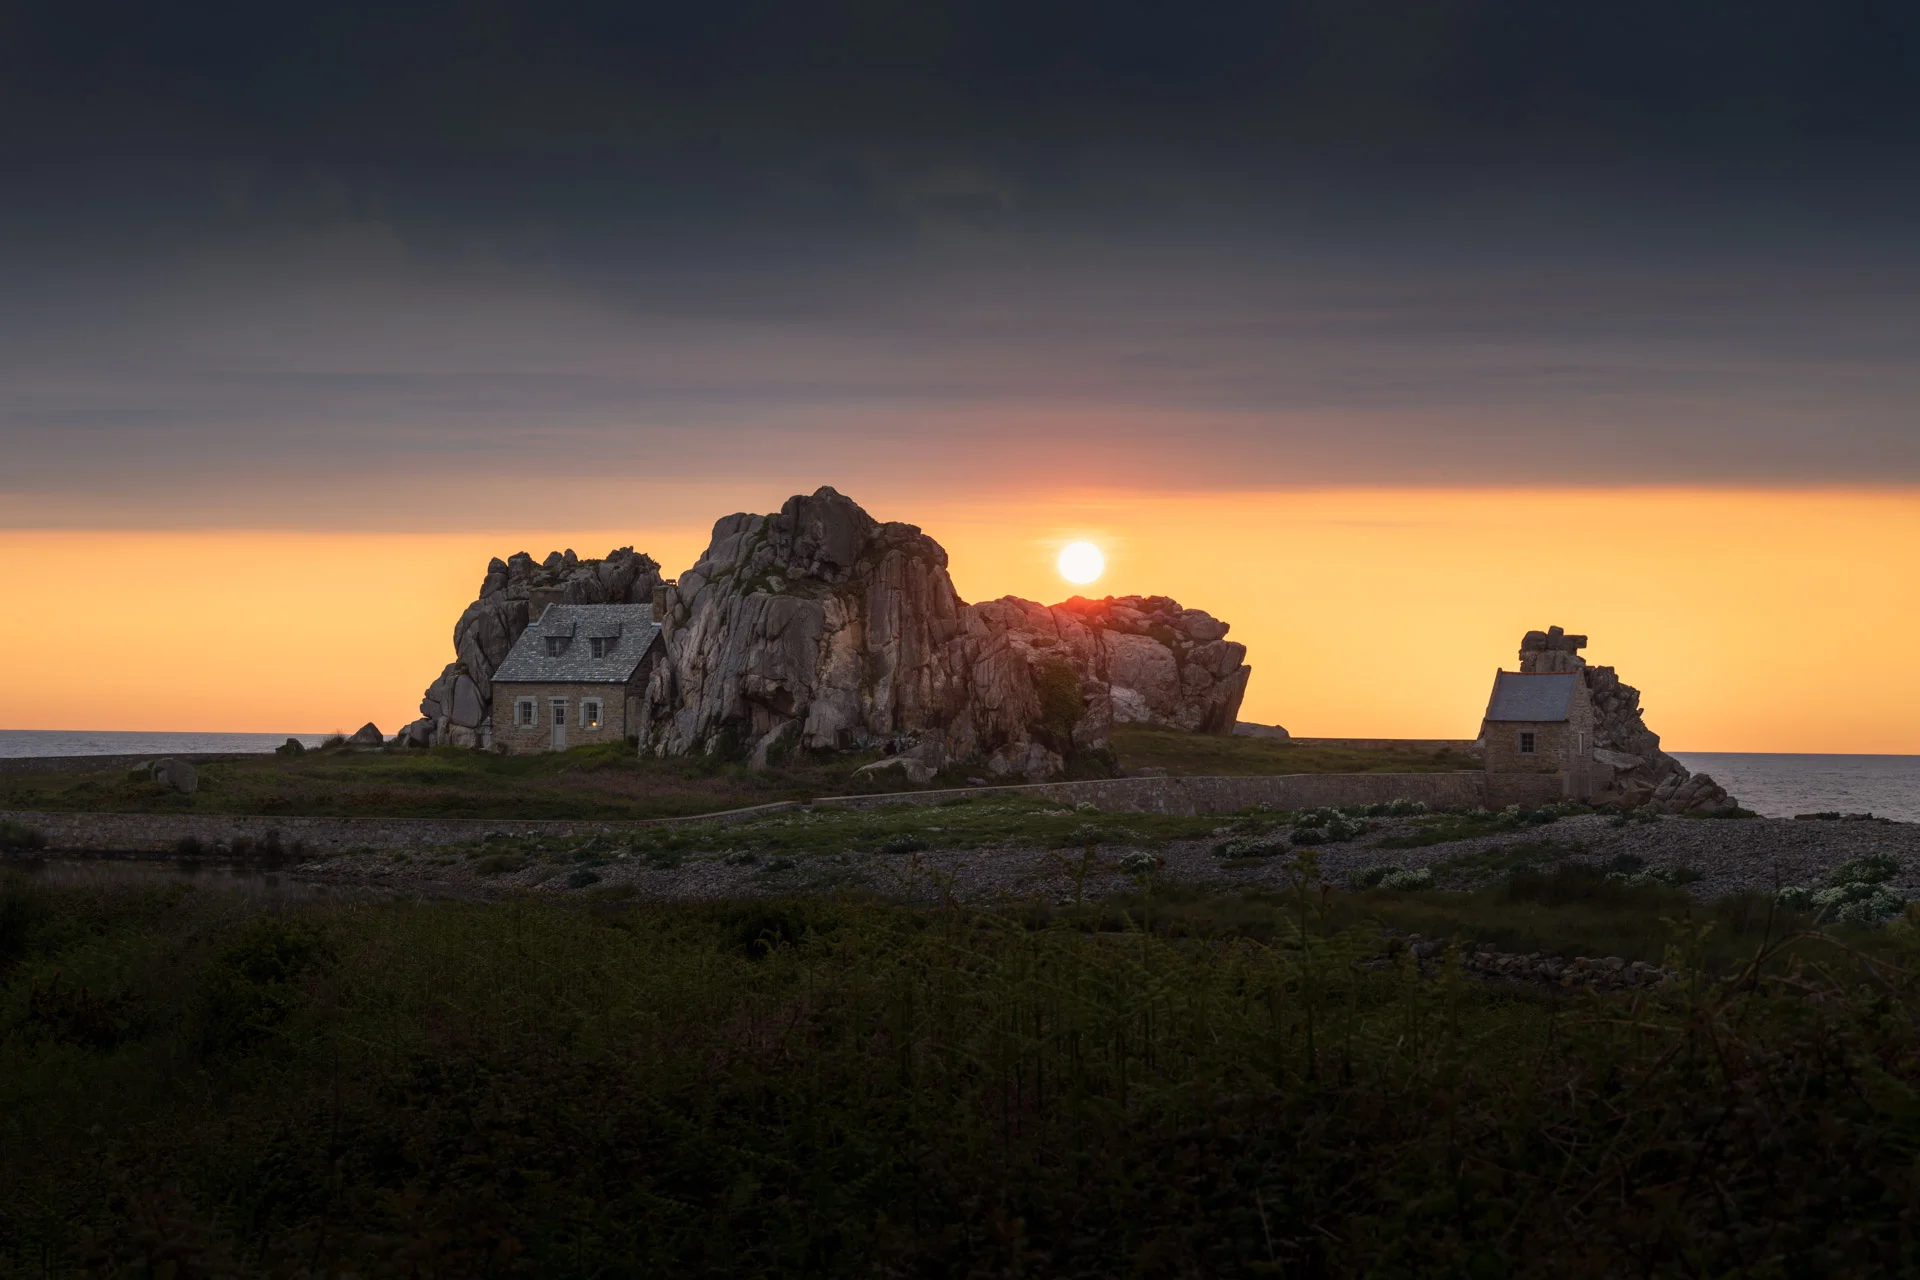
[1483,671,1578,723]
[491,604,661,685]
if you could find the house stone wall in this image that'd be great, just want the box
[490,678,642,753]
[1483,721,1568,775]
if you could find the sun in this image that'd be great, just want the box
[1057,541,1105,585]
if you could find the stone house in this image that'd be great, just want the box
[488,604,664,753]
[1478,669,1598,802]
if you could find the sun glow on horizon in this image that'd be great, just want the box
[1057,541,1105,584]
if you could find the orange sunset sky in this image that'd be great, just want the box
[11,5,1920,756]
[5,486,1915,753]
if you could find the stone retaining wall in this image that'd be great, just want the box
[819,772,1501,816]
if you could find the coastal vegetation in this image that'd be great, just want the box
[0,728,1477,821]
[4,867,1919,1274]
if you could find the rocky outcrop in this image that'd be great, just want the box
[405,547,664,748]
[644,488,1250,779]
[403,489,1249,778]
[1517,626,1737,813]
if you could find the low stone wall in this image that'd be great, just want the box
[1486,774,1568,809]
[0,802,800,856]
[819,772,1495,816]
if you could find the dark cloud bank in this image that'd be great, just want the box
[4,1,1919,526]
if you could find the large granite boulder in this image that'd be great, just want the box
[1517,625,1738,813]
[644,487,1251,779]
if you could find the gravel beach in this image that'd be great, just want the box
[285,812,1920,907]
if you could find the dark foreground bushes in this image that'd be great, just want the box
[4,875,1920,1276]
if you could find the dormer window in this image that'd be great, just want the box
[545,635,572,657]
[589,636,614,658]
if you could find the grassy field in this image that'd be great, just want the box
[0,742,874,820]
[1108,725,1480,776]
[1,729,1480,820]
[4,869,1919,1275]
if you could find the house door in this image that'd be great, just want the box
[550,699,567,751]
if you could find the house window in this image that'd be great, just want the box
[1518,731,1536,755]
[545,635,572,657]
[515,698,537,728]
[581,699,603,729]
[589,637,613,658]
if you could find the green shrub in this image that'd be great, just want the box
[473,852,528,876]
[0,820,47,852]
[1034,658,1084,739]
[1118,851,1160,875]
[1212,833,1291,859]
[1379,867,1434,890]
[1833,854,1900,886]
[880,833,931,855]
[194,915,331,1055]
[566,869,602,889]
[1778,857,1907,926]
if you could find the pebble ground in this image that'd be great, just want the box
[290,813,1920,908]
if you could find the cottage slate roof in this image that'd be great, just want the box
[1483,671,1578,723]
[492,604,661,684]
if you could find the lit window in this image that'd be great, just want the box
[1518,731,1536,754]
[516,699,536,727]
[582,700,602,729]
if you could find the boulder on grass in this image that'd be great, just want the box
[150,758,199,795]
[853,756,938,787]
[348,722,384,747]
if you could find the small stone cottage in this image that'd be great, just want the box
[1478,668,1598,802]
[488,604,664,753]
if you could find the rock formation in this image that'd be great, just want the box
[1517,626,1737,813]
[406,487,1252,778]
[403,547,664,748]
[645,488,1251,778]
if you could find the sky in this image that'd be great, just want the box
[3,2,1919,748]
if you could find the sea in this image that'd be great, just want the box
[0,730,332,759]
[0,732,1913,823]
[1671,753,1920,824]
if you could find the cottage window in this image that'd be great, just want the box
[545,635,572,657]
[582,699,603,729]
[551,700,567,727]
[515,699,536,727]
[1518,731,1536,755]
[589,636,613,658]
